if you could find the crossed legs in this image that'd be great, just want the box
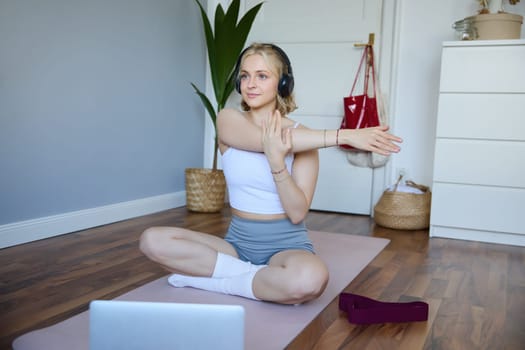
[139,226,329,304]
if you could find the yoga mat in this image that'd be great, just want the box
[13,231,389,350]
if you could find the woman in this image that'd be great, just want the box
[140,43,402,305]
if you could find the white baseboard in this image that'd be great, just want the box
[0,191,186,249]
[430,225,525,247]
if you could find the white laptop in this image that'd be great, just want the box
[89,300,245,350]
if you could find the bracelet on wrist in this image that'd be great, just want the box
[271,166,287,175]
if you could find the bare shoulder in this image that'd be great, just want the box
[218,107,244,120]
[217,108,248,133]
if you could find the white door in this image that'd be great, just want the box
[244,0,393,214]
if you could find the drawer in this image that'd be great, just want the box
[430,183,524,235]
[436,93,525,141]
[440,45,525,93]
[433,139,525,187]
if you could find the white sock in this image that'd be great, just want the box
[212,252,264,278]
[168,268,263,300]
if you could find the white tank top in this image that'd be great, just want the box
[221,148,294,214]
[221,122,299,214]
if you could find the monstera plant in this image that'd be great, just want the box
[186,0,263,212]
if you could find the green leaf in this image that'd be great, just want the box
[233,2,264,57]
[214,0,240,104]
[219,74,236,111]
[194,0,218,96]
[191,83,217,129]
[222,0,239,34]
[212,4,226,97]
[214,3,225,31]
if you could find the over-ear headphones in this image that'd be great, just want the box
[234,43,294,98]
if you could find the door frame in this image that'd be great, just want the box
[370,0,402,213]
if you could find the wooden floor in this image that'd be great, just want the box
[1,207,524,349]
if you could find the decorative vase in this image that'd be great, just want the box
[185,168,226,213]
[468,13,523,40]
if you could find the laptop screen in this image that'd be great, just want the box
[89,300,245,350]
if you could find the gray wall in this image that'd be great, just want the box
[0,0,207,225]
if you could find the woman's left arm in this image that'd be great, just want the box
[273,148,319,224]
[261,113,318,223]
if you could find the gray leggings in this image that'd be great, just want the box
[224,215,315,265]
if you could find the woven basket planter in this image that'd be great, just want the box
[185,168,226,213]
[374,180,431,230]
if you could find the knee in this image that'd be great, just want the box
[139,227,162,259]
[302,265,329,299]
[287,264,329,302]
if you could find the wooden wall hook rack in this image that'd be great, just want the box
[354,33,375,48]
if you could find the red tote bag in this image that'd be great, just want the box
[339,45,380,150]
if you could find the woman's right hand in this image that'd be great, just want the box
[261,110,292,171]
[342,126,402,155]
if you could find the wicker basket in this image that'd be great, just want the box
[185,168,226,213]
[374,179,431,230]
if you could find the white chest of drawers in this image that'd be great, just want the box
[430,39,525,246]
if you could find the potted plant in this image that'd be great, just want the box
[478,0,521,14]
[186,0,263,212]
[471,0,523,40]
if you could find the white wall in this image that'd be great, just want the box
[391,0,525,186]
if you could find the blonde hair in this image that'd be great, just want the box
[238,43,298,116]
